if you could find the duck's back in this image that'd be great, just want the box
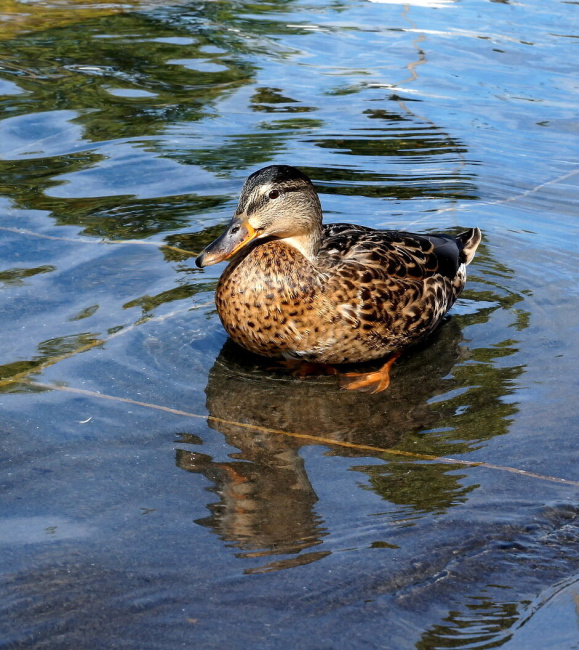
[312,224,481,362]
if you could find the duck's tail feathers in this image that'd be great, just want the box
[456,227,482,266]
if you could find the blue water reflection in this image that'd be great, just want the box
[1,0,578,647]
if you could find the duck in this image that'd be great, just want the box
[195,165,481,393]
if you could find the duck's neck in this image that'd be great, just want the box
[281,223,323,264]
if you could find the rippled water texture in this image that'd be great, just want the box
[1,0,578,647]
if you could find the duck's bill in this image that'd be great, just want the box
[195,217,259,268]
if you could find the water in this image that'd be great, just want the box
[0,0,578,647]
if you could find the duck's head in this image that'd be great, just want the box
[195,165,323,268]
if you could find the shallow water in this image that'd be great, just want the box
[1,0,578,647]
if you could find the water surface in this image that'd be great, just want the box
[1,0,578,647]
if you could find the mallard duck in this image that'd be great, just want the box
[196,165,481,392]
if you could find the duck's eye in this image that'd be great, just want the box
[268,189,281,200]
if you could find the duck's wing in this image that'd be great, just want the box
[318,225,481,343]
[319,224,480,281]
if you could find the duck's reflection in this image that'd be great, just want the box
[176,318,477,570]
[204,318,465,449]
[176,430,325,563]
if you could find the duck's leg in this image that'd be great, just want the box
[269,359,339,378]
[340,353,401,394]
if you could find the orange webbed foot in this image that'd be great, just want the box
[340,353,401,394]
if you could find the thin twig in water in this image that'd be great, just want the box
[2,167,577,250]
[23,379,579,490]
[405,167,579,228]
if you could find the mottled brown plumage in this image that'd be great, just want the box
[196,165,481,372]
